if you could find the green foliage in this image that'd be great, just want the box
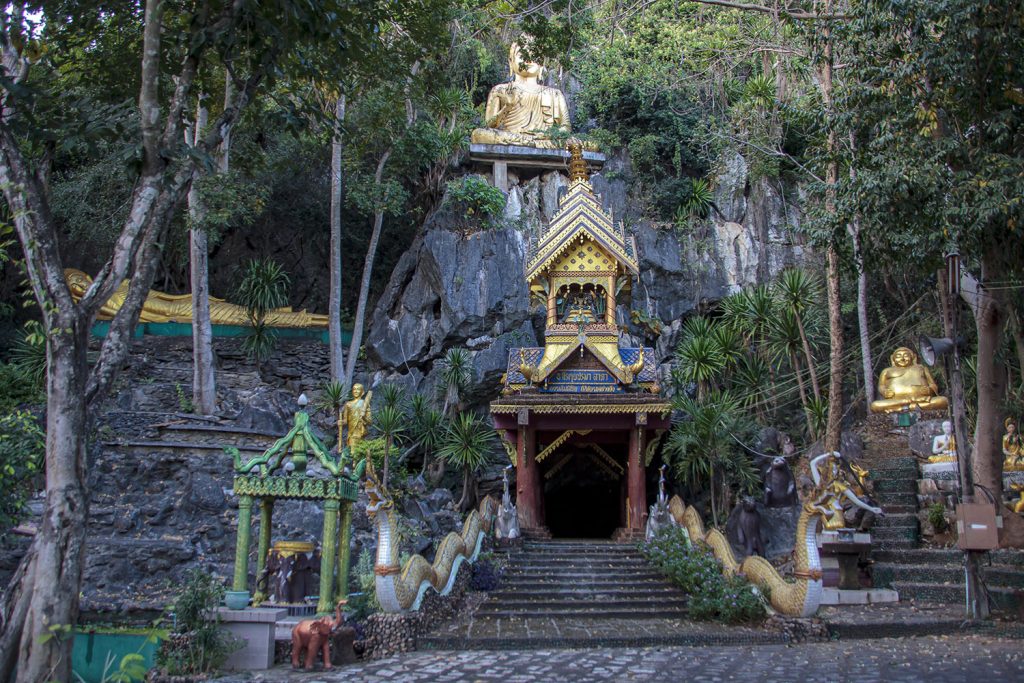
[378,383,407,411]
[157,571,239,675]
[173,384,194,414]
[315,380,348,418]
[444,175,506,230]
[439,347,471,416]
[438,412,496,473]
[8,321,47,389]
[928,502,949,533]
[0,410,43,536]
[347,549,381,621]
[666,391,758,528]
[642,526,765,624]
[233,258,291,366]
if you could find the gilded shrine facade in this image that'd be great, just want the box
[490,142,669,539]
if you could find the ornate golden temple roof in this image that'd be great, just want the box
[525,145,638,283]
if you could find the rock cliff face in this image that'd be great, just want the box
[365,149,810,405]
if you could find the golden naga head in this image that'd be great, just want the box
[890,346,918,368]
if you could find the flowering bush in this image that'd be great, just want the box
[641,526,765,624]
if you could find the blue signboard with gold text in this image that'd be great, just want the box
[544,368,621,393]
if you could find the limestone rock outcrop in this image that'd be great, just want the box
[366,149,811,406]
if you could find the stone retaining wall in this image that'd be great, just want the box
[358,571,471,660]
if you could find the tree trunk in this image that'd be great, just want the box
[188,96,216,415]
[13,319,91,683]
[795,313,822,402]
[847,135,873,410]
[819,0,844,455]
[824,245,844,453]
[791,352,814,439]
[329,94,346,383]
[458,464,473,513]
[344,149,391,387]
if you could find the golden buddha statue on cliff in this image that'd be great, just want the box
[64,268,328,328]
[470,42,570,148]
[869,347,949,414]
[1003,417,1023,472]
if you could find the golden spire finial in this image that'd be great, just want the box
[567,138,589,183]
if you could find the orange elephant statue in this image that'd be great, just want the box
[291,601,344,670]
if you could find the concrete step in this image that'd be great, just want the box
[520,543,639,555]
[875,563,1024,589]
[874,478,918,494]
[873,492,918,508]
[891,581,1024,612]
[417,628,787,651]
[872,548,1024,567]
[487,587,682,601]
[477,596,688,612]
[871,526,919,541]
[500,577,676,591]
[874,539,918,550]
[475,606,690,619]
[505,561,647,573]
[874,513,919,528]
[156,423,281,448]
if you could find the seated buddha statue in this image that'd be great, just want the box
[470,42,570,149]
[64,268,328,329]
[1004,417,1023,471]
[869,346,949,414]
[929,420,957,463]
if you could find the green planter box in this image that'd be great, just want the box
[71,628,166,683]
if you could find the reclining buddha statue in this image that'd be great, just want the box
[869,346,949,414]
[64,268,328,328]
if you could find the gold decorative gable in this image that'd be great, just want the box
[551,238,615,274]
[525,180,638,283]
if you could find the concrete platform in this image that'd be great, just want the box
[217,607,287,670]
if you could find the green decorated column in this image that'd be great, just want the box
[232,495,254,592]
[317,499,341,614]
[253,498,274,603]
[336,502,353,602]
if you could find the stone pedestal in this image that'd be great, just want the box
[469,143,606,192]
[216,607,287,670]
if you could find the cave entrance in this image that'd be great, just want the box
[542,447,623,539]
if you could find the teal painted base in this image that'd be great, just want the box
[71,629,166,683]
[89,321,351,345]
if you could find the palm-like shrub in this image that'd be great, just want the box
[234,257,290,368]
[774,268,822,401]
[374,403,406,490]
[673,320,725,399]
[439,347,471,416]
[438,412,497,511]
[666,390,758,527]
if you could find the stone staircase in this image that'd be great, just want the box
[418,540,784,649]
[480,540,688,620]
[869,455,920,550]
[865,445,1024,615]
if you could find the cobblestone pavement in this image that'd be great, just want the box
[222,635,1024,682]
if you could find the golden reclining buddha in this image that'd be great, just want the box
[869,346,949,414]
[64,268,328,329]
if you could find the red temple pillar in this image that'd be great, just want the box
[627,423,646,531]
[516,425,542,529]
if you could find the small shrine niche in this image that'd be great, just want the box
[227,407,362,615]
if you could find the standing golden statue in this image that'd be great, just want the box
[339,384,372,451]
[470,42,570,148]
[1004,417,1023,471]
[869,347,949,414]
[64,268,328,329]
